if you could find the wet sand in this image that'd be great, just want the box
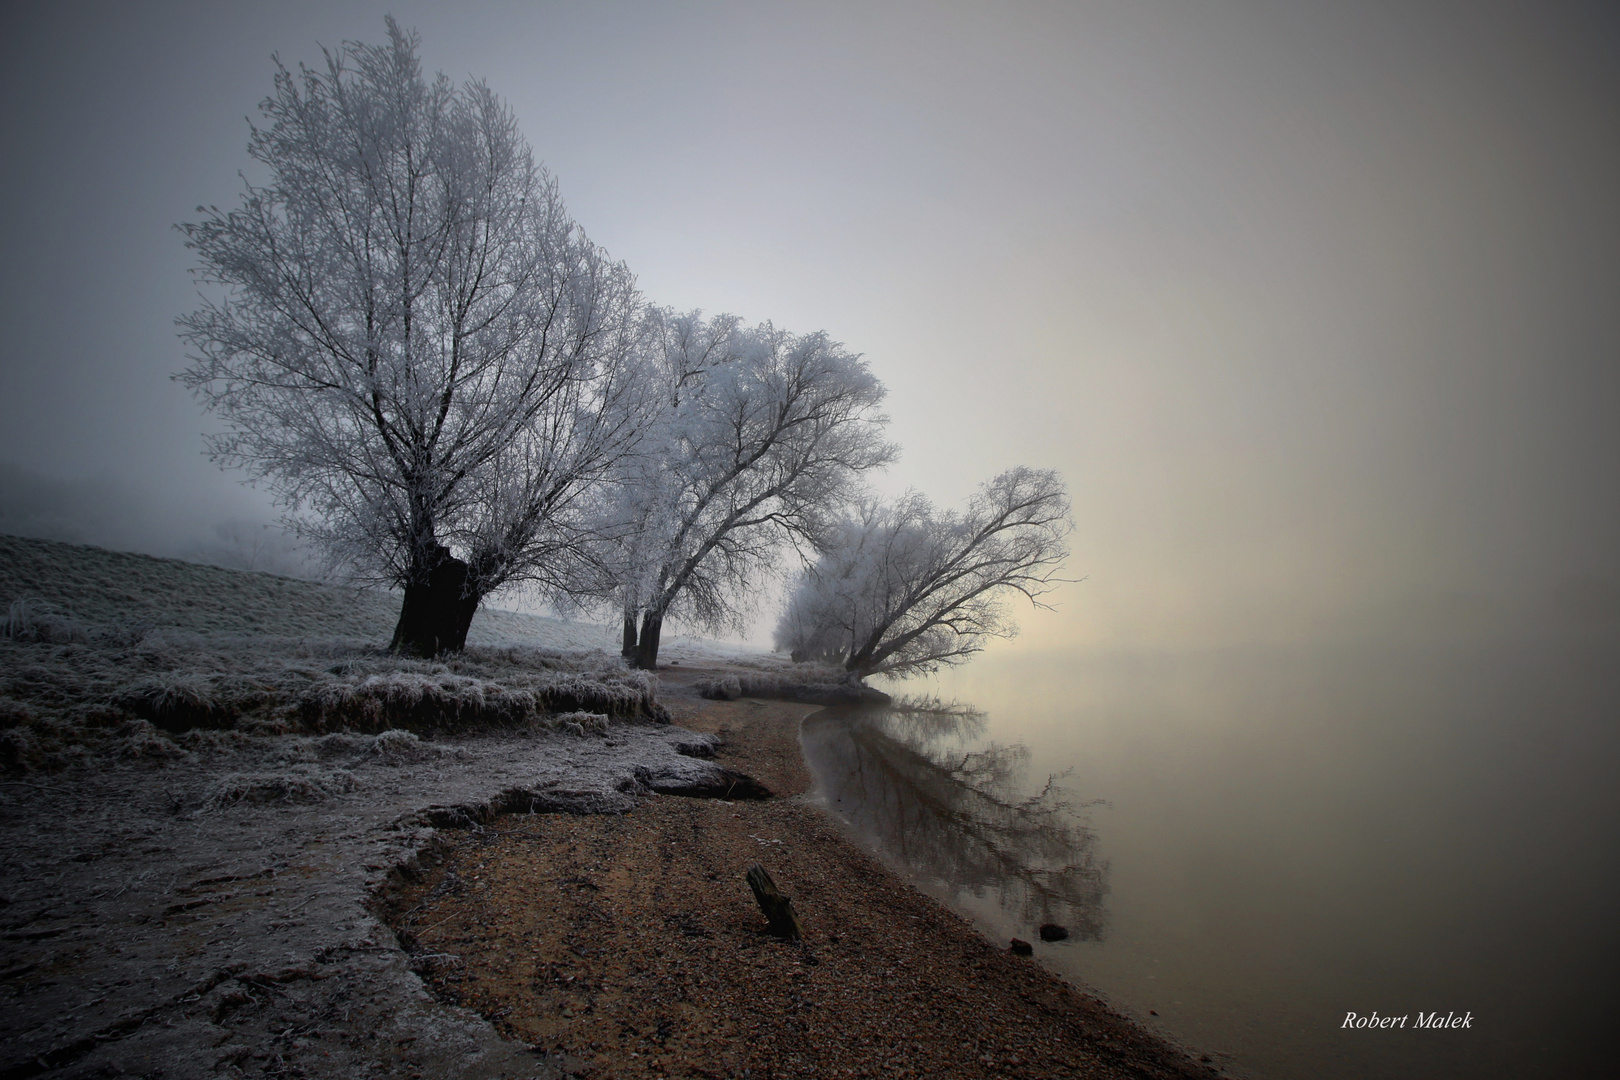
[386,671,1221,1079]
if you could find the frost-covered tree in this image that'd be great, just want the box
[177,21,645,655]
[593,309,745,660]
[609,310,895,669]
[775,468,1073,680]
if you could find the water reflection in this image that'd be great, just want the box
[800,704,1109,940]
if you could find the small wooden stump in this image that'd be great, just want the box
[746,863,804,941]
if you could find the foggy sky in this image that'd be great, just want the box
[2,0,1616,649]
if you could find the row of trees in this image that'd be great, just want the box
[178,21,1072,679]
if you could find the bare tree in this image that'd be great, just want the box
[177,20,644,654]
[609,310,896,669]
[775,468,1073,680]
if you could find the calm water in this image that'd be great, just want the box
[798,639,1620,1079]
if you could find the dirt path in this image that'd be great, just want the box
[387,679,1220,1080]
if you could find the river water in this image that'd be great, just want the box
[797,637,1620,1079]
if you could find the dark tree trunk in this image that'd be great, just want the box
[390,544,479,657]
[633,610,663,670]
[442,583,480,653]
[621,611,639,661]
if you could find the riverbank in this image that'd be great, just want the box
[386,668,1221,1079]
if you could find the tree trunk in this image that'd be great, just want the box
[390,544,478,657]
[633,610,663,670]
[442,582,481,653]
[621,610,639,661]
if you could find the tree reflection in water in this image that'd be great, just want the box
[800,704,1109,941]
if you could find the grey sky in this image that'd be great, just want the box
[2,1,1616,648]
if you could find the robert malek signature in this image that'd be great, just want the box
[1342,1011,1474,1029]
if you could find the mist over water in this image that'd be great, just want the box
[805,637,1620,1079]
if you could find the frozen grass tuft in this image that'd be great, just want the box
[1,630,666,770]
[549,711,610,736]
[369,728,450,764]
[204,766,361,808]
[3,599,92,644]
[3,622,671,772]
[691,657,887,705]
[114,717,190,760]
[698,673,745,700]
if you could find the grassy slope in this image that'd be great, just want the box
[0,532,619,650]
[0,534,673,767]
[0,532,398,638]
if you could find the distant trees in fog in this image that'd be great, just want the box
[177,20,1072,670]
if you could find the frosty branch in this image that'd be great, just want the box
[177,19,643,655]
[774,468,1074,680]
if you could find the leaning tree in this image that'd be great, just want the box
[177,20,646,655]
[774,468,1074,680]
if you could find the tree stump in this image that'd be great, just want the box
[746,863,804,941]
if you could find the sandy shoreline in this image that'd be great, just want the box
[386,668,1222,1079]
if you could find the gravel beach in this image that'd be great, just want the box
[386,669,1222,1080]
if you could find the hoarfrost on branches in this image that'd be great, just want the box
[176,19,645,655]
[607,309,896,669]
[775,468,1073,680]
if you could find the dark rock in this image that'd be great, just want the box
[1009,938,1033,956]
[1039,923,1069,941]
[650,767,771,801]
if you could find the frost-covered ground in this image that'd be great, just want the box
[0,722,744,1078]
[0,534,786,1077]
[0,533,771,770]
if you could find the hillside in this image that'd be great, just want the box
[0,533,791,774]
[0,532,618,649]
